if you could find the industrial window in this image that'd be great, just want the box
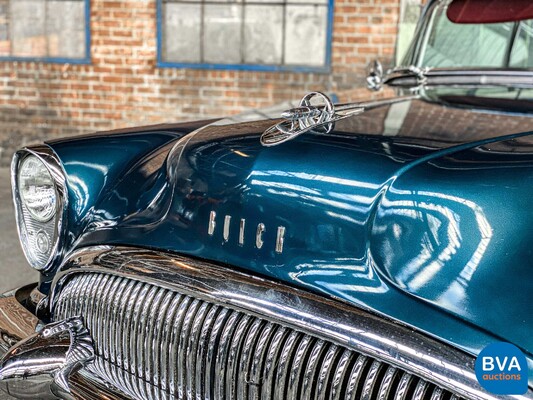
[0,0,90,63]
[157,0,333,72]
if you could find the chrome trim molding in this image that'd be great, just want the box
[223,215,231,242]
[255,222,265,249]
[276,226,286,254]
[11,145,68,272]
[384,68,533,89]
[208,210,216,236]
[239,218,245,246]
[50,246,532,400]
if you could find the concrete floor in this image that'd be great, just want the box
[0,168,38,399]
[0,168,38,293]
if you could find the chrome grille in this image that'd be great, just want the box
[54,271,466,400]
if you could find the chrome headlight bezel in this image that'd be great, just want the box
[11,145,68,272]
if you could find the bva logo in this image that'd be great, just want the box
[475,342,528,395]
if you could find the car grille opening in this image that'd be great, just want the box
[53,271,466,400]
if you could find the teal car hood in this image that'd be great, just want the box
[47,97,533,365]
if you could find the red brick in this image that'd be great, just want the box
[0,0,402,165]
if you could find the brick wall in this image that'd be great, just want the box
[0,0,401,165]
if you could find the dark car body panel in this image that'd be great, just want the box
[44,95,533,367]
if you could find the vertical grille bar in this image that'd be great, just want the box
[330,349,354,400]
[225,314,253,400]
[285,334,314,399]
[235,317,263,400]
[315,344,341,400]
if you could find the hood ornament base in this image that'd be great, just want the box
[0,317,94,394]
[261,91,364,146]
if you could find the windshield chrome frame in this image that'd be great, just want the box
[388,0,533,89]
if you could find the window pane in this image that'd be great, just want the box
[204,4,242,64]
[510,21,533,68]
[163,2,201,63]
[160,0,330,69]
[0,0,10,56]
[422,5,516,68]
[284,5,327,66]
[11,0,46,57]
[47,1,86,58]
[286,0,328,4]
[243,4,283,64]
[0,0,87,61]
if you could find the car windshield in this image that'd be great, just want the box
[392,1,533,105]
[414,1,533,70]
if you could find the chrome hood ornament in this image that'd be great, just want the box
[261,91,364,146]
[0,317,94,394]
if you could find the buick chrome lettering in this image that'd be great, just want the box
[207,211,286,254]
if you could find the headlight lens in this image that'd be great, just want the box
[18,155,57,222]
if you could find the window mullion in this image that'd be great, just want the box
[45,0,50,58]
[200,0,205,64]
[281,0,287,66]
[240,0,245,64]
[8,0,13,57]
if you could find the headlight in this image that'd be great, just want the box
[12,147,67,271]
[18,155,57,222]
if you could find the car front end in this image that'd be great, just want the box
[1,0,533,398]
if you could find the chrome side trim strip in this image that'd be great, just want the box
[50,246,532,400]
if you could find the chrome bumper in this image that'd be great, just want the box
[0,285,125,400]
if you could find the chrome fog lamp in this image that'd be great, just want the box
[12,147,67,271]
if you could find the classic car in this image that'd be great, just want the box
[0,0,532,398]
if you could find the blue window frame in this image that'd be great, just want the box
[156,0,334,73]
[0,0,90,64]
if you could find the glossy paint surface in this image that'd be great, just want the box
[46,96,533,368]
[45,120,209,263]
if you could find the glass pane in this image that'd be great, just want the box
[47,1,86,58]
[11,0,46,57]
[161,0,330,68]
[284,4,327,66]
[0,0,10,56]
[243,4,282,64]
[204,4,242,64]
[286,0,328,5]
[396,0,421,64]
[163,2,201,63]
[243,0,283,3]
[510,21,533,68]
[421,5,517,68]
